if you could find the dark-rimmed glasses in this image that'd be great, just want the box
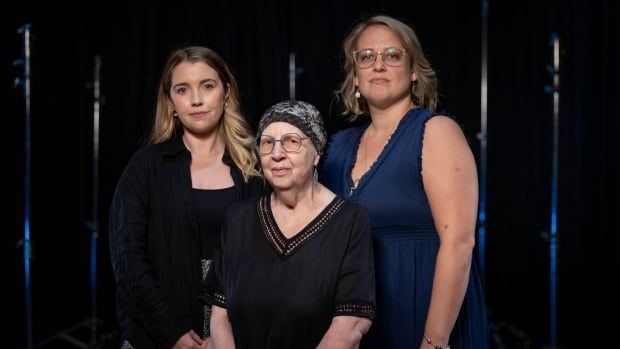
[257,133,308,155]
[352,47,408,68]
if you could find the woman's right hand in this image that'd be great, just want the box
[172,330,204,349]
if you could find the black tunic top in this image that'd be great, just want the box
[206,195,376,349]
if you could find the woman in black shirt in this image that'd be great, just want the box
[206,100,376,349]
[108,46,263,349]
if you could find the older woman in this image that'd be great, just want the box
[206,100,376,349]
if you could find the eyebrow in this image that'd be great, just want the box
[172,78,218,89]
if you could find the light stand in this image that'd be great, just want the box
[88,54,103,348]
[15,22,33,349]
[288,52,304,101]
[35,55,108,349]
[479,5,533,347]
[542,33,561,349]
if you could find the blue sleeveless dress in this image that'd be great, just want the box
[320,108,488,349]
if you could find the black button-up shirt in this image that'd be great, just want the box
[108,136,264,348]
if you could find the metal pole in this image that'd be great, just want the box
[289,53,296,101]
[478,0,489,284]
[17,22,33,349]
[89,55,102,347]
[549,33,560,348]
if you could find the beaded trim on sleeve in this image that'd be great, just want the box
[211,291,226,306]
[335,303,376,318]
[258,196,345,257]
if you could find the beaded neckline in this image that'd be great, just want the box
[257,195,345,257]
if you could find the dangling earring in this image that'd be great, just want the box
[314,166,318,183]
[355,88,361,99]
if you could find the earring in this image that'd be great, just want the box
[355,88,361,99]
[314,166,318,183]
[172,109,178,117]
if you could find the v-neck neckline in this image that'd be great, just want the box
[347,108,417,198]
[257,195,345,258]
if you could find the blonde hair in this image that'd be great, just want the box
[149,46,259,181]
[337,15,439,120]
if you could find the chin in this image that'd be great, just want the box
[269,179,294,192]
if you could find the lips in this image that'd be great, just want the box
[189,111,209,117]
[369,78,390,83]
[271,167,289,176]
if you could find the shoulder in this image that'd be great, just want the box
[127,142,170,164]
[329,126,362,146]
[117,145,159,178]
[322,126,362,163]
[423,114,466,141]
[231,165,267,199]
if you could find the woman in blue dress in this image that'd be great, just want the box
[320,15,488,349]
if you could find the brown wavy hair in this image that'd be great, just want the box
[337,15,439,120]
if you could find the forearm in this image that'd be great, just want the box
[423,241,473,347]
[210,306,235,349]
[317,316,371,349]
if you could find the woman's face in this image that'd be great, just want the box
[258,122,319,192]
[169,61,228,137]
[354,24,416,109]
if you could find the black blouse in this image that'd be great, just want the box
[193,186,236,260]
[206,195,376,349]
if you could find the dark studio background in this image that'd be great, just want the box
[5,0,618,348]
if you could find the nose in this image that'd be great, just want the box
[191,90,203,106]
[270,141,286,160]
[373,52,387,71]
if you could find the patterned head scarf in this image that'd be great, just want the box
[257,100,327,154]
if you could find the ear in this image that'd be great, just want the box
[225,83,231,101]
[411,69,418,83]
[314,153,321,167]
[354,76,358,87]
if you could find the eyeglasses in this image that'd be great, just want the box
[257,133,308,155]
[352,47,408,68]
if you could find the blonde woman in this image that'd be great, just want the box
[321,16,488,349]
[109,46,263,349]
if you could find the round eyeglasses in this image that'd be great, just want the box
[257,133,308,155]
[352,47,408,68]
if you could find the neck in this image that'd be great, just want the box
[368,97,416,133]
[182,130,225,157]
[272,181,321,210]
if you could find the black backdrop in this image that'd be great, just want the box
[5,1,618,348]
